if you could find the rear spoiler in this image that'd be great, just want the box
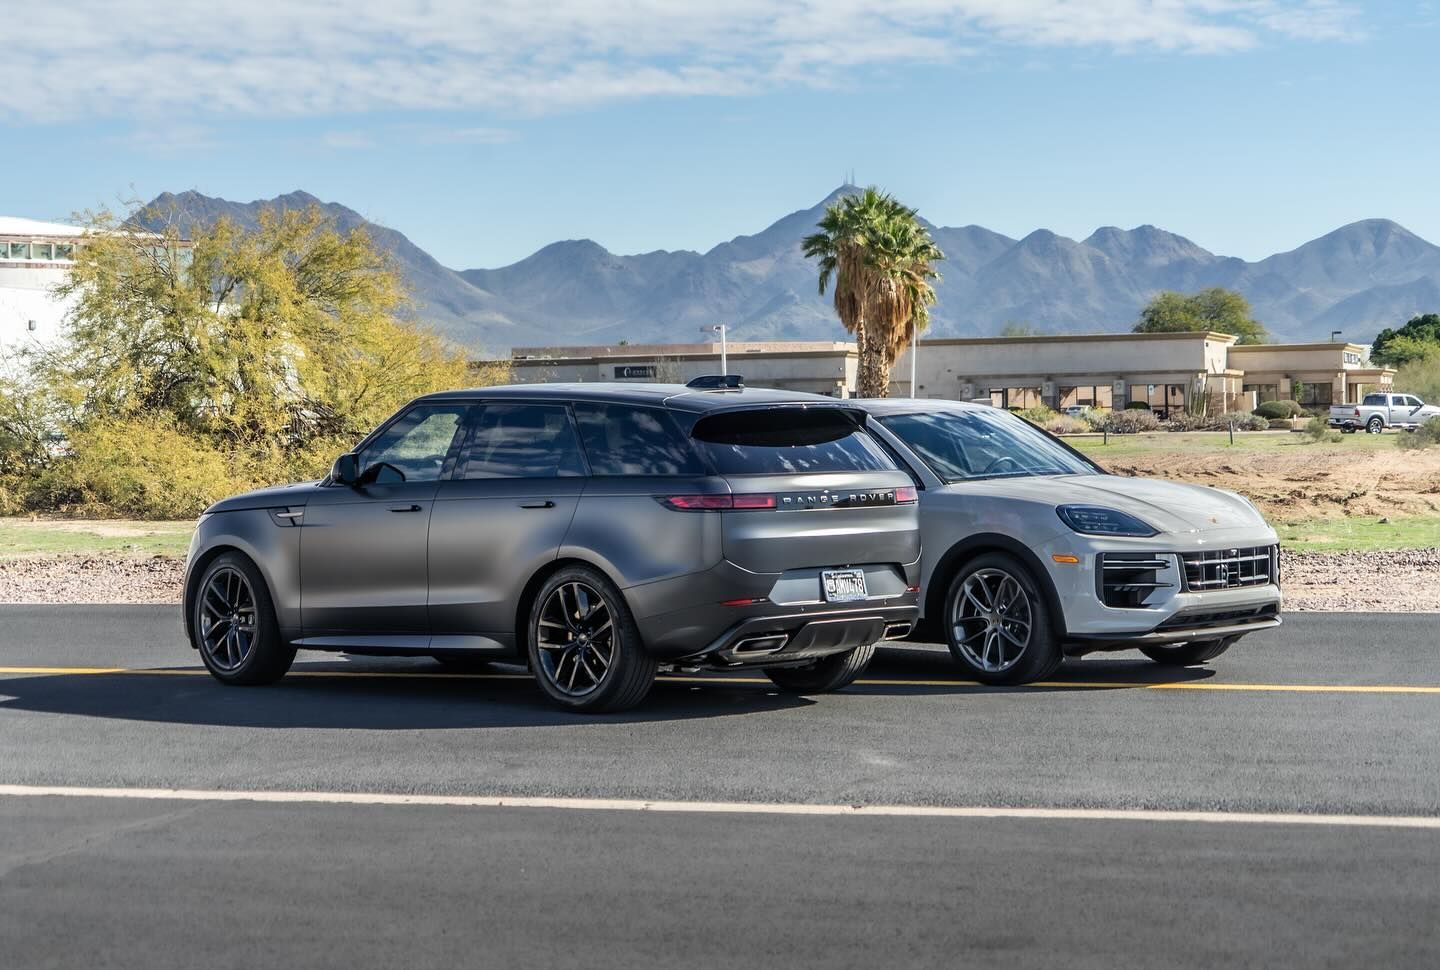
[686,375,744,390]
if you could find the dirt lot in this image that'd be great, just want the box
[1075,431,1440,523]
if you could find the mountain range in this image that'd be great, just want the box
[144,187,1440,353]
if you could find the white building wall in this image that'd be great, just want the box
[0,266,75,357]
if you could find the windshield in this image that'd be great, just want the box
[878,408,1099,482]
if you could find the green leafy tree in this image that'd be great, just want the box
[13,202,502,516]
[48,203,472,450]
[1133,288,1268,345]
[802,187,944,397]
[1372,313,1440,367]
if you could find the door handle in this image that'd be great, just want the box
[388,504,422,513]
[520,500,556,509]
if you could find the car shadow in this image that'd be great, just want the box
[0,659,815,730]
[863,642,1219,693]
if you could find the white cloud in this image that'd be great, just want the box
[3,1,1362,123]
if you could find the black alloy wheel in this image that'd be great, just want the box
[527,565,655,713]
[191,552,294,685]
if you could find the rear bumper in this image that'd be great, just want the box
[628,557,921,660]
[672,602,919,668]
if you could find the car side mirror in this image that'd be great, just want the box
[331,453,360,487]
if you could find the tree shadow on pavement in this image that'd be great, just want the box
[0,661,814,730]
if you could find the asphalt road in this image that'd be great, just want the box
[2,608,1438,968]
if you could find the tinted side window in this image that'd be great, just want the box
[460,404,585,479]
[692,408,896,475]
[573,403,707,476]
[359,404,469,483]
[1362,394,1387,406]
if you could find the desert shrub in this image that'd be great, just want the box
[1100,409,1161,434]
[1015,406,1059,425]
[1254,400,1303,419]
[1161,412,1206,431]
[1043,415,1087,435]
[1398,417,1440,450]
[1163,411,1268,432]
[1124,401,1152,411]
[27,416,251,519]
[1268,417,1294,430]
[1302,415,1334,442]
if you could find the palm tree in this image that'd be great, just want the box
[802,187,943,398]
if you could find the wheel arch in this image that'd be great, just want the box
[512,555,630,660]
[183,544,262,649]
[922,534,1068,641]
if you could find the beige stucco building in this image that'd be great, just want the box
[493,332,1397,413]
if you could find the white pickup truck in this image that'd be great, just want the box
[1329,392,1440,433]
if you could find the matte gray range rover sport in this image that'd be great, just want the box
[183,383,922,711]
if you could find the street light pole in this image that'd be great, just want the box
[701,324,727,375]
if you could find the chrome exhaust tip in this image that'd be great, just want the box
[731,634,789,656]
[883,622,912,640]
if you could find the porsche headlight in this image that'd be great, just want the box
[1056,505,1158,537]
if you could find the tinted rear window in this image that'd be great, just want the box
[573,403,707,476]
[1362,394,1387,406]
[691,408,896,475]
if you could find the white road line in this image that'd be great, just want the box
[1,784,1436,829]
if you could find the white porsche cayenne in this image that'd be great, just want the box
[858,400,1282,684]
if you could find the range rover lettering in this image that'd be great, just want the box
[183,382,921,712]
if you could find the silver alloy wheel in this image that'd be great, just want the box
[535,581,616,697]
[199,566,258,671]
[952,568,1033,674]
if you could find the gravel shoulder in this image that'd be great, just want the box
[2,550,1436,611]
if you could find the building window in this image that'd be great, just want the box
[1295,382,1332,407]
[53,243,73,260]
[1244,383,1280,403]
[31,242,53,260]
[990,386,1045,410]
[8,242,30,260]
[1059,384,1114,411]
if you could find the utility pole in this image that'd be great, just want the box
[701,324,728,376]
[909,326,919,398]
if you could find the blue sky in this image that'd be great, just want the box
[3,2,1436,268]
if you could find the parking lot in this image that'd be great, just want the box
[1,607,1437,967]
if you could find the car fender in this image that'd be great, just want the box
[922,533,1068,640]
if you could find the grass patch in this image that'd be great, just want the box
[1276,516,1440,554]
[0,518,194,558]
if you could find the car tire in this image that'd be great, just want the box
[526,565,656,713]
[943,552,1062,685]
[191,552,295,686]
[1367,417,1384,434]
[764,643,875,694]
[1140,636,1236,666]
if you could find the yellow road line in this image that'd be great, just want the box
[2,665,1439,694]
[2,783,1438,829]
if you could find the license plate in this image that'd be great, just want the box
[821,569,868,603]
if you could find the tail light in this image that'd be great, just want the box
[658,493,776,511]
[895,485,919,504]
